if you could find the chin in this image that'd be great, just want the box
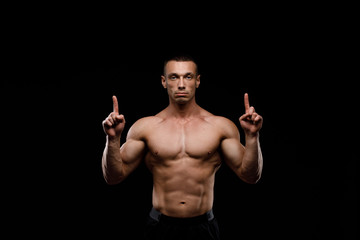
[175,98,188,104]
[176,99,187,104]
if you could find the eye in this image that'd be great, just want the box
[185,74,193,79]
[169,75,178,80]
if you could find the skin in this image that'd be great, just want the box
[102,60,263,218]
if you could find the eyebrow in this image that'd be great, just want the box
[167,72,195,77]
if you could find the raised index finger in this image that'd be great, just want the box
[244,93,250,113]
[112,95,119,113]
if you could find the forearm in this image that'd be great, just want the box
[241,133,263,184]
[102,136,124,185]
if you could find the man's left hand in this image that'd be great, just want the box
[239,93,263,136]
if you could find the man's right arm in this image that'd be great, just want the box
[102,132,146,185]
[101,95,146,185]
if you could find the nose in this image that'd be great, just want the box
[178,77,185,89]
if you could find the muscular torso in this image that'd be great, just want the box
[143,111,224,218]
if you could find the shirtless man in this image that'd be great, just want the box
[101,55,263,240]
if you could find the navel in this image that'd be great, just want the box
[180,201,186,205]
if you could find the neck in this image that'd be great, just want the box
[167,98,200,119]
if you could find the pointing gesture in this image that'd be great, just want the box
[113,95,119,114]
[239,93,263,135]
[102,95,126,138]
[244,92,250,114]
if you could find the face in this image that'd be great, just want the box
[161,61,200,104]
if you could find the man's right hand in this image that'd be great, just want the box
[102,95,125,138]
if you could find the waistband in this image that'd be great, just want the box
[149,207,214,224]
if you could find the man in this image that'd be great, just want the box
[101,54,263,240]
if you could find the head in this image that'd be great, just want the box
[161,54,201,105]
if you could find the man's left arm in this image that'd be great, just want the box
[221,93,263,184]
[238,133,263,184]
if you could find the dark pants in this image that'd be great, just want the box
[144,208,220,240]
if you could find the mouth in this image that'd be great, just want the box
[175,92,188,97]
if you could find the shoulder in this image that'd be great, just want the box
[126,116,162,140]
[199,107,239,134]
[204,115,240,138]
[133,116,162,126]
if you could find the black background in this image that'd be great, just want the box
[2,4,357,240]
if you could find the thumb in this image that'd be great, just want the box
[115,114,125,123]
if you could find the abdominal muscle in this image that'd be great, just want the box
[148,156,220,218]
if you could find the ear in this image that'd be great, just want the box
[161,75,167,88]
[196,74,200,88]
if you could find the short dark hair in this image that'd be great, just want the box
[162,53,199,76]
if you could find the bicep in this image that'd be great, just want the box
[120,117,150,171]
[120,138,146,172]
[221,137,245,172]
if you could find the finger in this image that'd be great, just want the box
[239,112,251,121]
[103,119,113,127]
[111,113,120,124]
[115,114,125,123]
[251,113,258,122]
[112,95,119,113]
[244,93,250,113]
[113,114,124,124]
[108,116,115,125]
[249,106,255,115]
[254,115,262,123]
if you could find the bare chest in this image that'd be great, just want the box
[145,120,222,160]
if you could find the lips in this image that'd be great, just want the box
[175,92,188,96]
